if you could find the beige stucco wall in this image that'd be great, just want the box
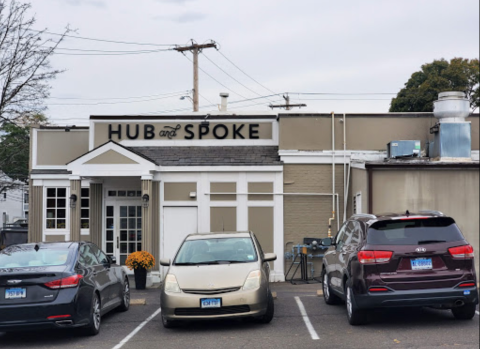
[210,207,237,232]
[85,150,138,165]
[349,168,369,217]
[371,169,480,277]
[248,182,274,201]
[164,182,197,201]
[279,115,479,151]
[248,207,274,254]
[210,182,236,201]
[36,130,89,166]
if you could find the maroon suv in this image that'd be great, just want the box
[321,211,478,325]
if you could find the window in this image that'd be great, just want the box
[79,244,99,266]
[90,244,109,264]
[81,188,89,229]
[46,188,67,229]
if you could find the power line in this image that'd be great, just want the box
[215,48,277,95]
[28,29,176,47]
[54,47,175,54]
[291,92,397,95]
[52,48,173,56]
[201,52,274,101]
[48,90,190,101]
[180,52,248,100]
[47,92,187,106]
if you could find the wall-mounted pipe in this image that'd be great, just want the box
[328,111,336,237]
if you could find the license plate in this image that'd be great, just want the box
[5,288,27,299]
[200,298,221,309]
[411,258,433,270]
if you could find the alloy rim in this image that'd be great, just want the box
[346,287,353,318]
[93,297,101,330]
[124,283,130,306]
[323,274,330,299]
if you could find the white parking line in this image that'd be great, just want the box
[112,307,162,349]
[294,296,320,340]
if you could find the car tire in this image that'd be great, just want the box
[452,303,476,320]
[256,291,275,324]
[82,293,101,336]
[118,279,130,312]
[345,281,368,326]
[161,313,178,329]
[322,270,341,305]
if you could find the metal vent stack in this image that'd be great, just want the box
[429,91,471,161]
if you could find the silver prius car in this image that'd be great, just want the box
[159,231,277,328]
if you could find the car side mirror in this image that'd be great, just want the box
[159,258,171,267]
[109,256,117,264]
[321,238,334,247]
[263,253,277,262]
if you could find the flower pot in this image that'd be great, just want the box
[134,267,147,290]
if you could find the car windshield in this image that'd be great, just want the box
[174,237,258,265]
[367,217,464,245]
[0,246,72,268]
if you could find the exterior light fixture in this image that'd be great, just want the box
[142,194,150,208]
[189,192,197,198]
[69,194,77,208]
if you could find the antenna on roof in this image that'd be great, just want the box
[406,210,410,216]
[222,219,225,232]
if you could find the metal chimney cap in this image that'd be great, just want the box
[220,92,229,98]
[433,91,470,121]
[437,91,468,100]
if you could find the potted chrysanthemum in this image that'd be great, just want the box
[125,251,156,290]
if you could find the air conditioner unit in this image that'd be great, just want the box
[387,140,421,158]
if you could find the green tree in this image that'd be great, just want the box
[389,58,480,113]
[0,113,48,193]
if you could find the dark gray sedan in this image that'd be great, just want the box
[0,241,130,335]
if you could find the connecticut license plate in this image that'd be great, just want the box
[411,258,433,270]
[200,298,221,309]
[5,288,27,299]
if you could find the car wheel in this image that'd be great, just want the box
[256,291,275,324]
[452,303,476,320]
[118,279,130,312]
[161,313,177,329]
[322,270,341,305]
[82,293,101,336]
[345,281,368,326]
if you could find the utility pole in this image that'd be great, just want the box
[269,94,306,110]
[175,41,217,112]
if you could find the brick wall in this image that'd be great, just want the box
[283,164,347,280]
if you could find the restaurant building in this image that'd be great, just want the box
[28,94,480,283]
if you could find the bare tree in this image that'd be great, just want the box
[0,0,68,125]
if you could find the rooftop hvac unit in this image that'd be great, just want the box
[387,140,421,158]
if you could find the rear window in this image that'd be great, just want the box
[0,247,72,268]
[367,217,464,245]
[174,237,258,265]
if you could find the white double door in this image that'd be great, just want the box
[105,200,143,265]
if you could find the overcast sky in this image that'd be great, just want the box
[30,0,479,125]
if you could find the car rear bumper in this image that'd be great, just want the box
[354,286,479,309]
[0,289,88,332]
[161,287,268,321]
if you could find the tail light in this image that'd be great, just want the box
[44,274,83,289]
[457,282,476,288]
[369,287,390,292]
[448,245,474,260]
[47,315,71,320]
[358,251,393,264]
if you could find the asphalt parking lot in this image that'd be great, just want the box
[0,283,478,349]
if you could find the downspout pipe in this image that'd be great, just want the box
[328,111,335,237]
[343,113,347,222]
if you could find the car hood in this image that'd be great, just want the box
[169,263,259,290]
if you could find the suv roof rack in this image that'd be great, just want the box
[418,210,445,217]
[351,213,377,220]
